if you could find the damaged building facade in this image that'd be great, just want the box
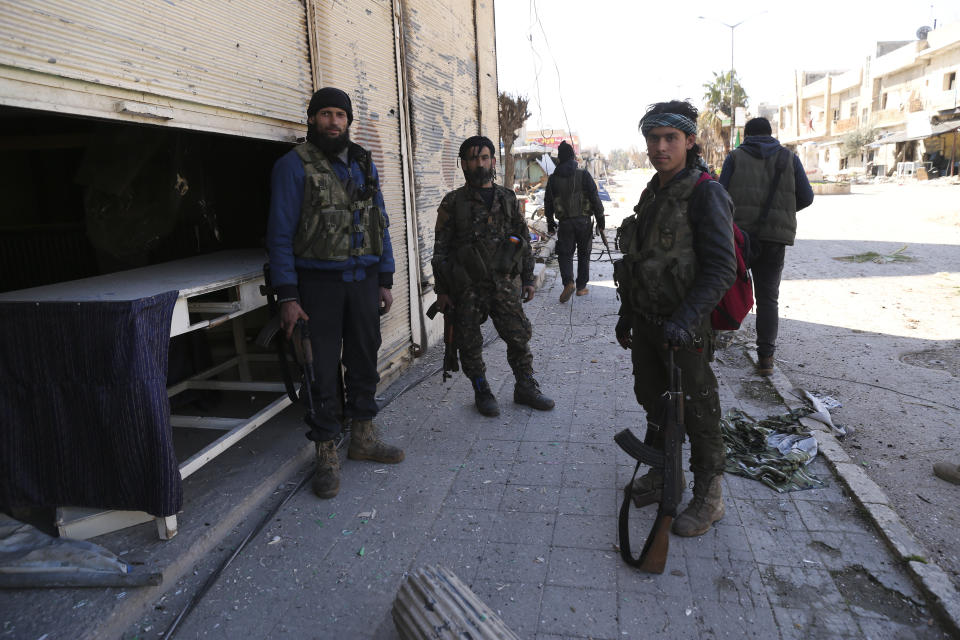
[776,21,960,179]
[0,1,497,537]
[0,0,499,365]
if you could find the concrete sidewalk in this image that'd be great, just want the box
[133,252,951,639]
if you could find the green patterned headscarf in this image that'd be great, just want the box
[639,112,697,137]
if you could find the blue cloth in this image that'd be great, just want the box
[267,147,395,296]
[718,136,814,211]
[0,292,183,517]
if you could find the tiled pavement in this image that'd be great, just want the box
[157,252,951,639]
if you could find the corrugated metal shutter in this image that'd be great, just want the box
[399,0,483,295]
[312,0,411,365]
[476,1,500,146]
[0,1,311,139]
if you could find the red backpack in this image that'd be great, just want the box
[693,172,754,330]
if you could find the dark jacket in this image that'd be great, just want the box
[619,169,737,334]
[544,159,605,229]
[267,143,395,302]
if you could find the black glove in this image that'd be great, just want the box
[662,320,692,348]
[615,315,632,350]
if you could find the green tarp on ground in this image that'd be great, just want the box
[721,408,826,492]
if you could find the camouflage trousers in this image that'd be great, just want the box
[453,276,533,380]
[630,316,725,478]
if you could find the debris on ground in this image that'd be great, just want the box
[721,408,826,492]
[833,245,915,263]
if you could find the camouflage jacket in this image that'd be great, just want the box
[432,184,534,295]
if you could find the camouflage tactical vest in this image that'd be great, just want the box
[450,185,524,283]
[551,169,592,220]
[615,171,702,317]
[291,142,384,261]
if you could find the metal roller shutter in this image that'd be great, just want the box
[312,0,412,366]
[399,0,484,310]
[0,0,312,140]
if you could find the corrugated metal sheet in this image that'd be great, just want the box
[475,0,499,145]
[313,0,411,361]
[0,1,312,129]
[399,0,489,292]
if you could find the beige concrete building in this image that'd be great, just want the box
[777,22,960,180]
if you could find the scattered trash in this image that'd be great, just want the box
[267,536,281,545]
[833,245,915,263]
[357,509,377,520]
[797,389,847,437]
[357,547,365,557]
[721,408,826,492]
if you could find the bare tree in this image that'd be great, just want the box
[498,91,531,189]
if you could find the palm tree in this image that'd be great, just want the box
[697,110,725,170]
[702,70,749,155]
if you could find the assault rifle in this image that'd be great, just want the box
[595,223,615,266]
[426,300,459,382]
[614,350,685,574]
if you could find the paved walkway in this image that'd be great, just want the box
[158,252,950,639]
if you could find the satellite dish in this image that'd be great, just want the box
[917,25,932,40]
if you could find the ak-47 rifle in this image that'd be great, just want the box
[614,350,685,574]
[426,300,459,382]
[595,223,616,266]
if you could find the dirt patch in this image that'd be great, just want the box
[899,345,960,378]
[830,566,928,627]
[739,379,783,405]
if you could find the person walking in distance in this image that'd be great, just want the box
[545,140,606,302]
[719,117,814,376]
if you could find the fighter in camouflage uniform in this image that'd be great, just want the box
[431,136,554,417]
[615,101,736,537]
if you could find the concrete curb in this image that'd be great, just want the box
[752,350,960,636]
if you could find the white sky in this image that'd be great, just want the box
[494,0,960,153]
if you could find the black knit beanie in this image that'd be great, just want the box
[558,140,575,163]
[307,87,353,125]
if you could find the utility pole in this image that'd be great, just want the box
[699,12,766,151]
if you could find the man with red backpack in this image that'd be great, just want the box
[614,100,737,537]
[719,117,814,376]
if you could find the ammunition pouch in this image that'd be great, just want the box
[455,243,489,284]
[490,235,525,276]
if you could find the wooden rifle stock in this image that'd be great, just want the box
[426,301,459,382]
[615,351,685,574]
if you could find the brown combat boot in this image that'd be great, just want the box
[348,419,405,464]
[757,355,774,376]
[312,440,341,499]
[559,283,576,303]
[576,287,589,296]
[624,467,686,508]
[672,474,725,537]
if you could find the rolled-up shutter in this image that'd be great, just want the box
[0,1,312,141]
[312,0,411,366]
[399,0,498,310]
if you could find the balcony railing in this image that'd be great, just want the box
[873,109,906,124]
[833,117,858,134]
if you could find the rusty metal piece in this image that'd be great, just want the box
[392,565,520,640]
